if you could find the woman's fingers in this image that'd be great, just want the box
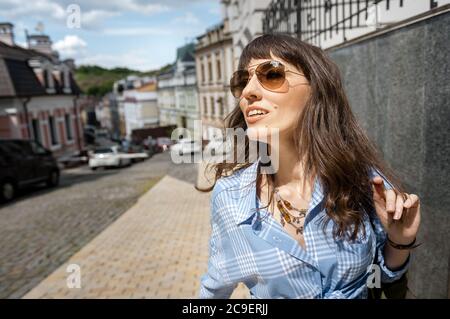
[385,189,396,214]
[371,176,418,222]
[372,176,386,202]
[394,194,404,220]
[404,193,420,209]
[411,194,420,208]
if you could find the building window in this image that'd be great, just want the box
[210,97,215,116]
[216,54,221,80]
[208,57,213,82]
[201,63,205,83]
[43,66,54,92]
[62,70,72,93]
[65,114,73,140]
[31,118,41,143]
[203,97,208,116]
[219,100,224,117]
[48,115,59,145]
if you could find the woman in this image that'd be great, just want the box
[198,34,421,299]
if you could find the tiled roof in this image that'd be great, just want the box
[3,58,46,96]
[0,41,82,98]
[0,41,52,61]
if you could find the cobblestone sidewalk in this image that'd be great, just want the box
[23,172,249,298]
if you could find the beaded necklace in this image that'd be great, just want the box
[273,188,308,235]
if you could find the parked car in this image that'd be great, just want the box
[170,138,202,156]
[204,137,232,157]
[119,144,149,163]
[155,137,173,153]
[88,146,132,170]
[121,144,149,163]
[142,136,157,156]
[0,139,60,202]
[57,149,89,168]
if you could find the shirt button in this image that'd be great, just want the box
[272,236,282,242]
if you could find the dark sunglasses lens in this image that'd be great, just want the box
[230,70,249,98]
[257,62,285,90]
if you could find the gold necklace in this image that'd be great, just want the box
[273,188,308,235]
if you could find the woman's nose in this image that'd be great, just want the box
[241,73,262,101]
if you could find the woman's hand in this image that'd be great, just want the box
[371,176,421,245]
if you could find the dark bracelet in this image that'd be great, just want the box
[387,236,422,250]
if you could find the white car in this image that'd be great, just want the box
[120,152,149,162]
[88,146,132,170]
[170,138,202,155]
[204,137,232,157]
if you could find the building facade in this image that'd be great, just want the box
[222,0,272,67]
[0,22,84,158]
[262,0,450,48]
[94,92,120,141]
[195,20,234,141]
[157,43,199,138]
[112,76,159,139]
[122,81,159,138]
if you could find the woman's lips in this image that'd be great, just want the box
[246,112,270,124]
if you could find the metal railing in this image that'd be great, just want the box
[262,0,416,46]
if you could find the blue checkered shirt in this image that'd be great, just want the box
[199,158,410,299]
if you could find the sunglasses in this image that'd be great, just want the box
[230,60,307,98]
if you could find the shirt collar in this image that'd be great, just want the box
[234,158,260,225]
[234,157,325,226]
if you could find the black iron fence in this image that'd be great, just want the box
[262,0,433,46]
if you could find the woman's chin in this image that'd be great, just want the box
[246,124,280,142]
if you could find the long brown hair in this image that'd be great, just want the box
[198,34,403,241]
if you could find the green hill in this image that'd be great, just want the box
[74,64,172,96]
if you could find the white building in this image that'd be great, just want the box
[94,93,120,140]
[0,22,84,157]
[195,19,234,141]
[157,43,199,137]
[193,0,270,141]
[222,0,272,67]
[113,76,159,139]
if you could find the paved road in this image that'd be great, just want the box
[0,151,197,298]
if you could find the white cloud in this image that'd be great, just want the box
[103,27,172,36]
[0,0,221,71]
[0,0,66,20]
[116,0,170,14]
[52,35,87,57]
[52,36,161,71]
[62,0,171,15]
[57,0,207,12]
[0,0,215,21]
[0,0,170,30]
[172,12,200,25]
[77,49,161,71]
[81,10,121,29]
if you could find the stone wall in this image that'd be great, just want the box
[328,11,449,298]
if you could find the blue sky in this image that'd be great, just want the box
[0,0,222,71]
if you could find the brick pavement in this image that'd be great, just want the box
[23,167,249,298]
[0,154,170,299]
[0,152,204,299]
